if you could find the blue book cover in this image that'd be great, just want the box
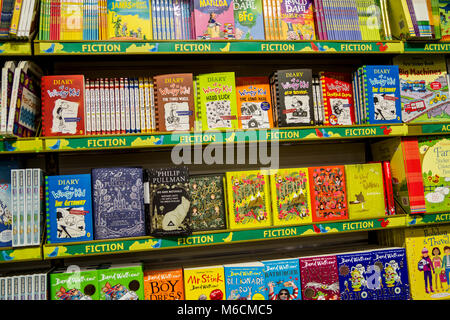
[363,65,402,124]
[92,167,146,240]
[372,248,410,300]
[233,0,265,40]
[337,251,376,300]
[224,262,267,300]
[262,258,301,300]
[0,160,19,247]
[45,174,94,244]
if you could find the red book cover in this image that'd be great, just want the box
[382,161,396,215]
[402,137,426,214]
[299,255,340,300]
[308,165,348,222]
[319,71,355,126]
[41,75,85,137]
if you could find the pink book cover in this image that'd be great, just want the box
[193,0,235,39]
[299,255,340,300]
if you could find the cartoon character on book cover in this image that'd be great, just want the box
[279,0,315,40]
[206,100,233,128]
[284,94,311,124]
[299,255,340,300]
[107,0,152,40]
[440,1,450,41]
[164,102,191,131]
[99,265,144,300]
[0,161,18,248]
[194,0,235,39]
[224,264,267,300]
[183,266,225,300]
[263,259,301,300]
[233,0,265,39]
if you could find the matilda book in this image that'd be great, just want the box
[262,258,301,300]
[233,0,265,39]
[393,55,450,123]
[153,73,195,132]
[269,167,312,226]
[196,72,239,130]
[270,69,315,127]
[41,75,85,137]
[183,265,226,300]
[236,77,273,129]
[0,160,19,248]
[107,0,152,40]
[147,166,191,237]
[189,174,226,232]
[224,262,267,300]
[144,268,184,300]
[98,263,145,300]
[192,0,235,39]
[50,268,99,300]
[345,163,386,220]
[299,254,340,300]
[225,170,272,230]
[279,0,315,40]
[45,174,94,244]
[92,167,146,240]
[308,165,348,222]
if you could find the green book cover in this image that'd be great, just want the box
[234,0,265,40]
[50,268,99,300]
[107,0,153,40]
[98,264,145,300]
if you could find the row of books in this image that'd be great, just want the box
[0,272,47,300]
[0,0,38,39]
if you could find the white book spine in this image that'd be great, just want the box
[19,276,26,300]
[32,169,42,246]
[0,67,9,133]
[25,0,37,38]
[144,78,151,132]
[108,78,116,133]
[95,79,101,134]
[100,78,106,134]
[89,79,96,133]
[6,277,12,300]
[11,170,18,247]
[26,275,33,300]
[120,78,126,132]
[114,78,121,133]
[12,276,19,300]
[134,79,141,133]
[25,169,33,246]
[150,81,156,131]
[0,277,5,300]
[7,66,22,134]
[124,78,131,133]
[39,274,46,300]
[139,78,146,132]
[33,274,39,300]
[18,169,25,246]
[104,78,111,134]
[85,79,91,134]
[129,78,136,133]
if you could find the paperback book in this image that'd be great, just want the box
[224,262,267,300]
[50,268,99,300]
[299,255,340,300]
[98,263,145,300]
[263,258,301,300]
[234,0,265,39]
[183,265,226,300]
[144,268,184,300]
[0,160,19,247]
[279,0,315,40]
[107,0,153,40]
[192,0,235,39]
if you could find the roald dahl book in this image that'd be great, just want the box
[183,265,226,300]
[278,0,315,40]
[263,258,301,300]
[107,0,153,40]
[224,262,267,300]
[233,0,265,39]
[193,0,235,39]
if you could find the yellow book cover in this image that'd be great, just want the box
[386,0,415,39]
[225,170,272,230]
[107,0,153,40]
[345,163,386,220]
[269,168,312,226]
[183,266,226,300]
[405,225,450,300]
[10,0,23,35]
[60,0,83,40]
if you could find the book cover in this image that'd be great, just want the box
[45,174,94,244]
[299,255,340,300]
[98,263,144,300]
[345,163,386,220]
[154,73,195,132]
[144,268,184,300]
[92,167,146,240]
[189,174,227,232]
[147,166,191,237]
[224,262,267,300]
[41,75,85,136]
[0,160,19,248]
[308,165,348,222]
[394,55,450,123]
[183,265,226,300]
[225,170,272,230]
[192,0,235,39]
[107,0,152,40]
[440,0,450,40]
[50,268,99,300]
[279,0,315,40]
[233,0,265,39]
[262,258,301,300]
[1,61,15,134]
[236,77,273,129]
[269,167,312,226]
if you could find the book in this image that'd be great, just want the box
[233,0,265,39]
[0,160,19,248]
[345,163,386,220]
[262,258,301,300]
[225,170,272,230]
[106,0,152,40]
[50,268,99,300]
[45,174,94,244]
[32,168,44,246]
[279,0,315,40]
[269,167,312,226]
[0,61,15,134]
[192,0,235,39]
[236,77,274,129]
[189,174,227,232]
[308,165,348,222]
[92,167,146,240]
[224,262,267,300]
[299,255,340,300]
[41,75,85,136]
[98,263,145,300]
[153,73,195,132]
[440,0,450,40]
[147,166,191,237]
[183,265,226,300]
[144,268,184,300]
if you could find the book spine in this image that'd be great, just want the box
[405,0,420,37]
[32,168,41,245]
[94,78,101,134]
[382,161,396,215]
[18,169,25,246]
[402,137,426,214]
[11,170,18,247]
[10,0,24,35]
[114,78,122,133]
[85,78,91,135]
[44,176,50,243]
[25,168,32,246]
[119,77,126,133]
[7,66,21,134]
[139,77,146,132]
[124,77,131,133]
[108,78,116,134]
[129,77,136,133]
[150,80,156,131]
[319,72,330,125]
[1,67,10,133]
[144,77,151,132]
[100,78,106,134]
[105,77,112,134]
[134,79,141,133]
[161,0,167,40]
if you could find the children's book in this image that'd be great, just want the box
[224,262,267,300]
[225,170,272,230]
[192,0,235,39]
[0,61,15,134]
[236,77,273,129]
[45,174,94,244]
[50,268,99,300]
[269,167,312,226]
[279,0,315,40]
[262,258,301,300]
[440,0,450,40]
[308,165,348,222]
[299,255,340,300]
[98,263,145,300]
[393,55,450,123]
[345,163,386,220]
[189,174,227,232]
[0,160,19,248]
[92,167,146,240]
[41,75,85,136]
[144,268,184,300]
[106,0,152,40]
[233,0,265,39]
[147,166,191,237]
[183,265,226,300]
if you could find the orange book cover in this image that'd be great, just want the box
[144,268,184,300]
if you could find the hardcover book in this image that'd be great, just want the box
[98,263,145,300]
[233,0,265,39]
[183,265,226,300]
[192,0,235,39]
[269,167,312,226]
[92,167,146,240]
[299,255,340,300]
[279,0,315,40]
[50,268,99,300]
[45,174,94,244]
[262,258,301,300]
[224,262,267,300]
[0,160,19,248]
[107,0,153,40]
[144,268,184,300]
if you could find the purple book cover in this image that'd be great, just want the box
[193,0,235,39]
[92,167,146,240]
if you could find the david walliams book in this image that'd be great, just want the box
[98,263,145,300]
[193,0,235,39]
[183,265,226,300]
[299,255,340,300]
[45,174,94,244]
[50,268,99,300]
[144,268,184,300]
[263,258,301,300]
[224,262,267,300]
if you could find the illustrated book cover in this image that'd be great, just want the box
[144,268,184,300]
[262,258,301,300]
[183,265,226,300]
[50,268,99,300]
[224,262,267,300]
[233,0,265,39]
[278,0,315,40]
[98,263,145,300]
[0,160,19,247]
[192,0,235,39]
